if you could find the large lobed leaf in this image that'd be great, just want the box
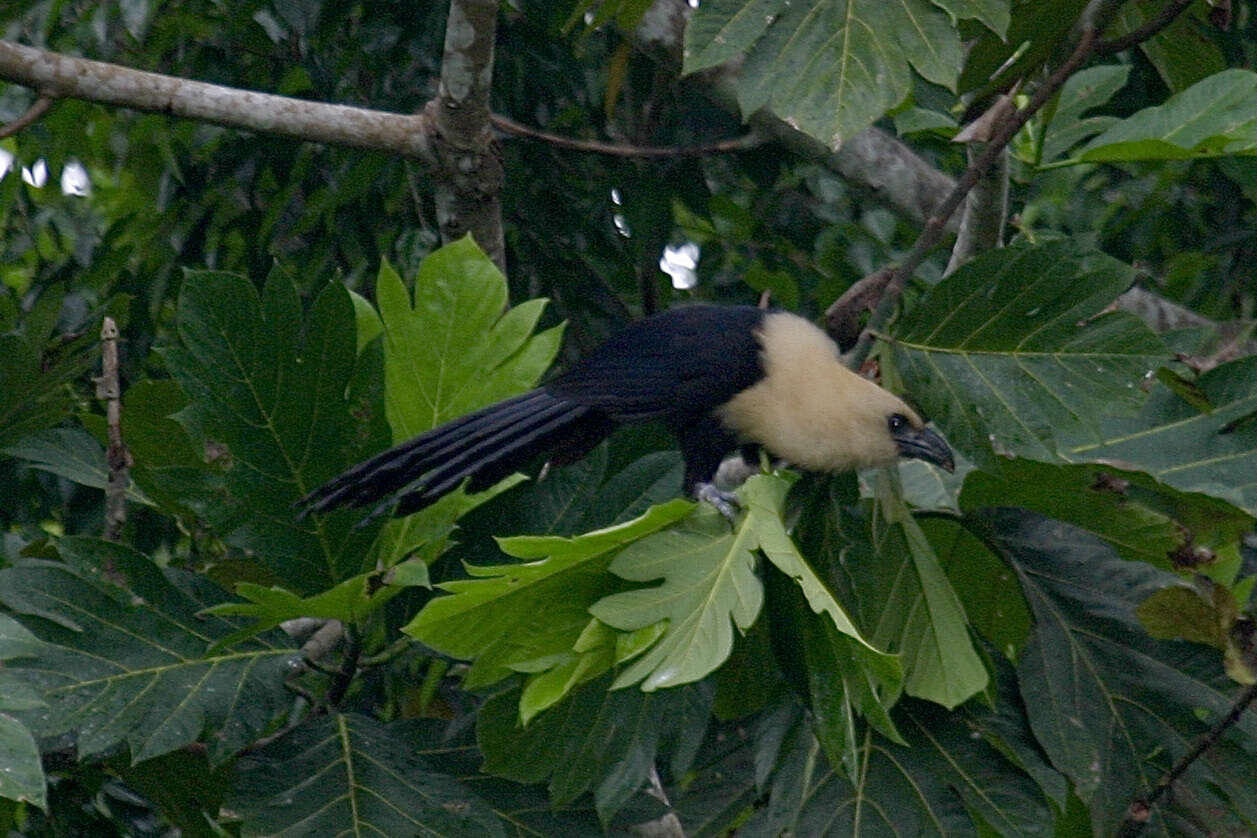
[478,678,710,826]
[0,539,297,764]
[230,713,504,837]
[163,269,382,591]
[890,239,1167,469]
[733,697,1052,837]
[972,509,1257,836]
[403,499,695,690]
[683,0,997,150]
[375,237,563,442]
[593,473,895,694]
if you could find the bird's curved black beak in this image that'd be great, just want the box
[894,425,955,472]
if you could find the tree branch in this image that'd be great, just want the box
[1116,681,1257,837]
[0,94,52,138]
[430,0,506,273]
[845,22,1105,367]
[492,113,762,157]
[633,0,959,231]
[1095,0,1196,55]
[0,40,436,162]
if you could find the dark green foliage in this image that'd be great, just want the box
[1,1,1255,835]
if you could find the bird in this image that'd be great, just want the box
[296,304,953,521]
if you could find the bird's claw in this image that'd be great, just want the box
[695,482,740,523]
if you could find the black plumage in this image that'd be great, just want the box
[297,304,952,520]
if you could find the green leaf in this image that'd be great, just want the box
[201,565,426,650]
[742,472,899,681]
[592,507,764,691]
[478,678,710,824]
[684,0,963,149]
[932,0,1007,35]
[0,331,95,449]
[958,0,1088,96]
[873,474,989,708]
[971,509,1257,835]
[3,427,150,504]
[734,703,1030,838]
[0,713,44,809]
[1116,0,1227,93]
[403,499,693,689]
[1061,355,1256,513]
[376,240,562,442]
[960,458,1184,567]
[231,713,504,837]
[890,239,1166,469]
[959,646,1069,809]
[112,749,232,838]
[80,378,220,517]
[164,270,384,591]
[1038,64,1129,165]
[1074,69,1257,164]
[923,515,1032,658]
[0,539,297,764]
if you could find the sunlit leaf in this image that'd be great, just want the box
[403,500,694,689]
[375,239,562,441]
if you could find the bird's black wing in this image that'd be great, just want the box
[545,305,766,423]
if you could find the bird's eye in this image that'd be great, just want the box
[888,413,907,433]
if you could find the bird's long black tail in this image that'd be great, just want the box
[297,389,598,519]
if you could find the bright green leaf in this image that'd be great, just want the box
[592,507,764,691]
[403,499,693,689]
[376,240,562,442]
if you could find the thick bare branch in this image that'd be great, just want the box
[0,40,436,162]
[431,0,505,273]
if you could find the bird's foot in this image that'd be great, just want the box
[695,482,741,523]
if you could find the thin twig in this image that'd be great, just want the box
[1095,0,1195,56]
[0,94,52,138]
[1116,681,1257,837]
[491,113,762,158]
[94,317,131,542]
[324,624,362,709]
[845,25,1102,368]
